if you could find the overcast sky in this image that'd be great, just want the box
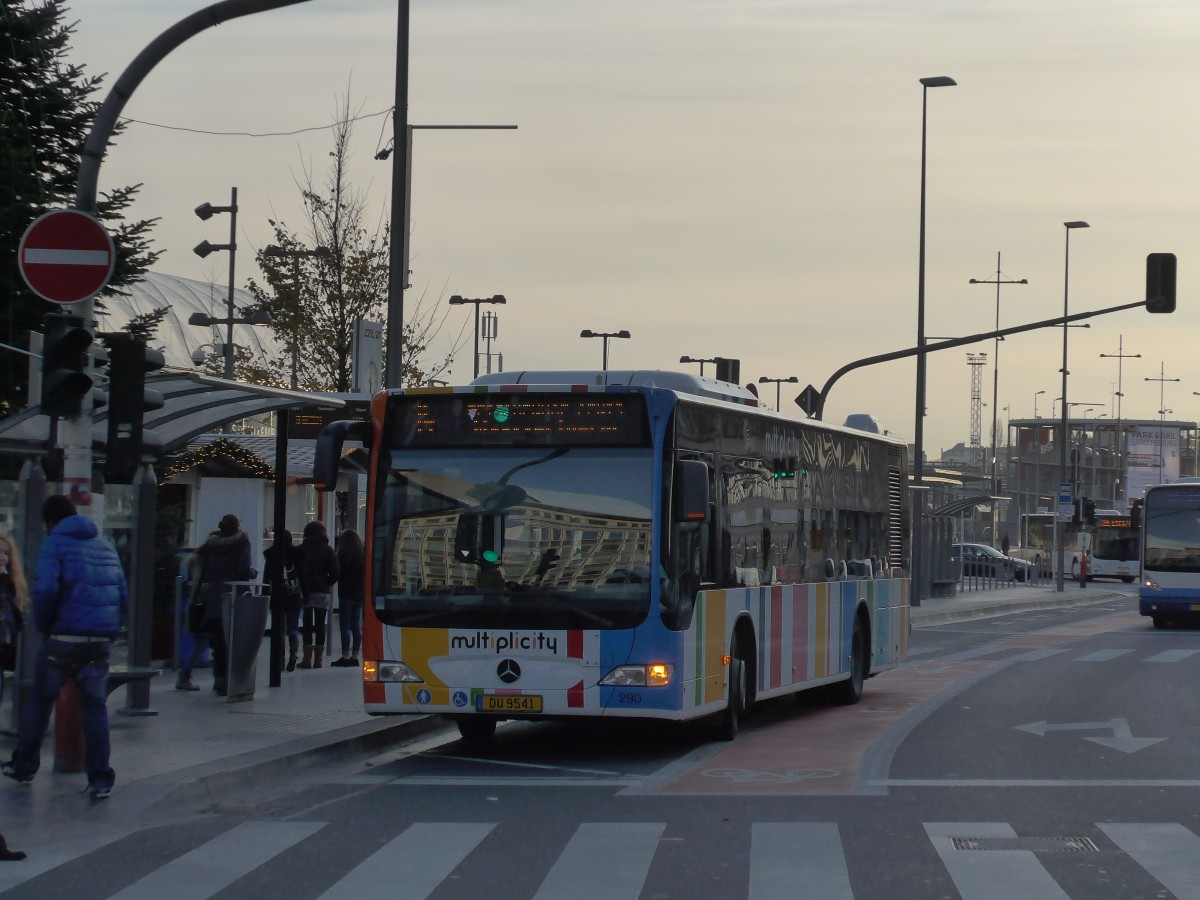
[64,0,1200,458]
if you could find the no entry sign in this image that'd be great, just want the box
[18,209,115,305]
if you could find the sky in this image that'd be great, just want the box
[62,0,1200,458]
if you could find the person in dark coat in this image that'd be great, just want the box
[186,514,254,696]
[263,530,305,671]
[331,529,365,667]
[297,520,339,669]
[3,495,128,799]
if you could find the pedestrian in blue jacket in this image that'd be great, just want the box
[3,495,128,799]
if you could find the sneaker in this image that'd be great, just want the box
[2,763,32,785]
[175,676,200,692]
[90,785,112,800]
[330,658,352,667]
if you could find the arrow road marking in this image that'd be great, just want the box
[1016,717,1166,753]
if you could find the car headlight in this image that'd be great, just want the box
[363,660,423,683]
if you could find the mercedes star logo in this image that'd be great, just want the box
[497,659,521,684]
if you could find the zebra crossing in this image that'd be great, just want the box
[2,818,1197,899]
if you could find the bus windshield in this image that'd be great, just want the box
[373,446,655,630]
[1143,488,1200,574]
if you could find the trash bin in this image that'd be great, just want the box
[221,582,270,702]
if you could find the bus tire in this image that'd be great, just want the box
[456,716,498,744]
[829,616,866,706]
[1070,558,1079,580]
[1152,616,1169,630]
[1121,576,1135,584]
[717,648,745,742]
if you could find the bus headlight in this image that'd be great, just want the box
[1143,577,1160,591]
[363,660,423,683]
[600,664,673,687]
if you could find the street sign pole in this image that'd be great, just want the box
[18,209,116,508]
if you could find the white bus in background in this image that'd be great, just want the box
[1085,509,1139,583]
[1012,508,1136,581]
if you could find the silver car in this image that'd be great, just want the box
[951,542,1035,582]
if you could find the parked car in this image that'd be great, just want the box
[951,542,1035,582]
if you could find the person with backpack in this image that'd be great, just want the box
[263,530,305,672]
[297,521,339,669]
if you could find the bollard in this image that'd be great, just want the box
[53,679,85,773]
[1078,551,1089,589]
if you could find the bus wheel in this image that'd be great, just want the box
[1121,576,1135,584]
[1070,558,1079,579]
[456,717,498,744]
[829,616,866,705]
[1152,616,1169,630]
[717,647,746,741]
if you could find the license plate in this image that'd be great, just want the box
[476,694,542,713]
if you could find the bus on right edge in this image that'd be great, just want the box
[1139,482,1200,628]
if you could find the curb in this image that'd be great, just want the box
[912,589,1127,627]
[149,713,447,811]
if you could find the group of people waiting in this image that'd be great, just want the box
[176,516,366,693]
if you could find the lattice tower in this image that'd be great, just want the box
[967,353,987,470]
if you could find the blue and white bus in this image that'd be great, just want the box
[314,370,910,741]
[1139,482,1200,627]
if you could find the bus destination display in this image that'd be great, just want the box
[397,393,649,446]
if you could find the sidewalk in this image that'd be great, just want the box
[0,580,1127,835]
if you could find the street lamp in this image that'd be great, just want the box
[449,294,506,379]
[189,189,238,381]
[680,355,717,376]
[758,375,799,410]
[1057,220,1089,591]
[913,74,956,606]
[1147,362,1180,484]
[264,244,332,388]
[1034,389,1046,418]
[580,329,630,371]
[970,252,1027,546]
[1100,335,1140,507]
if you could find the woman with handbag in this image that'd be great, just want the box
[178,515,254,695]
[297,521,339,669]
[0,534,28,709]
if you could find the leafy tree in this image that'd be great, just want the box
[245,91,459,391]
[0,0,161,417]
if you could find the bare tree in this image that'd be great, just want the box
[246,91,459,391]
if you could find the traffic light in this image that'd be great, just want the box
[1146,253,1177,313]
[1082,497,1096,526]
[1130,498,1143,529]
[104,334,165,484]
[40,313,94,418]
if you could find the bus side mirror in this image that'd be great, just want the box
[673,460,710,523]
[313,420,372,492]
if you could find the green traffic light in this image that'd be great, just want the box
[482,550,501,564]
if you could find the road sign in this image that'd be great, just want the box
[1057,481,1073,518]
[795,384,820,417]
[18,209,115,305]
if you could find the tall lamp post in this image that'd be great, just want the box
[580,330,630,370]
[1146,362,1179,485]
[758,376,798,410]
[449,294,506,379]
[1056,220,1089,591]
[912,74,957,605]
[1100,335,1140,507]
[680,355,717,376]
[192,188,241,380]
[264,244,332,389]
[970,252,1027,546]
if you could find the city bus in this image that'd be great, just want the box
[1084,508,1139,583]
[313,370,910,742]
[1012,512,1056,577]
[1139,482,1200,628]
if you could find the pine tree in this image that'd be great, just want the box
[0,0,160,417]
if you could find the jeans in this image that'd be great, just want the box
[182,631,211,677]
[338,600,362,658]
[303,607,327,647]
[9,638,115,790]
